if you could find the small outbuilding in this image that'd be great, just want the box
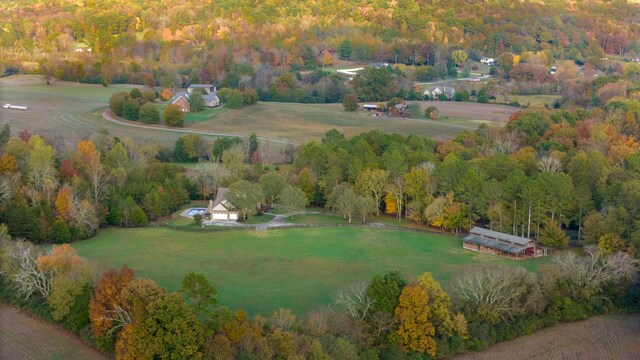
[389,102,411,117]
[463,227,546,259]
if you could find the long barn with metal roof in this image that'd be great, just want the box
[463,227,545,259]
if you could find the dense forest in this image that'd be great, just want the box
[1,1,639,96]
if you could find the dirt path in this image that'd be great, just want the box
[454,314,640,360]
[0,303,108,360]
[102,109,298,146]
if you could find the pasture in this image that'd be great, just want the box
[70,226,548,316]
[1,75,517,147]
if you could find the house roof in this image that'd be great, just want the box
[425,86,455,95]
[393,103,407,111]
[463,234,526,254]
[212,188,237,211]
[188,84,214,88]
[170,91,190,103]
[469,226,533,246]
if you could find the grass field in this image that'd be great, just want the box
[69,227,548,316]
[1,75,517,147]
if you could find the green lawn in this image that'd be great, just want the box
[1,76,516,148]
[287,213,347,225]
[240,214,275,224]
[70,227,549,316]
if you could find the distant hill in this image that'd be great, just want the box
[1,0,638,87]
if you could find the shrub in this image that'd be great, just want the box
[163,104,185,127]
[129,88,143,99]
[139,103,160,124]
[477,91,489,103]
[109,92,129,117]
[123,97,140,120]
[193,214,203,226]
[425,106,439,119]
[242,88,258,105]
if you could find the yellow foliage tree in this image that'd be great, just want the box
[394,284,437,356]
[385,191,397,215]
[0,154,18,173]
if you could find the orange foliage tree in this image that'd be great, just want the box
[55,187,74,223]
[89,265,135,351]
[36,244,84,276]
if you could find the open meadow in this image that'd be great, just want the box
[69,226,548,316]
[0,75,517,147]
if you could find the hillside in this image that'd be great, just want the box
[1,0,639,88]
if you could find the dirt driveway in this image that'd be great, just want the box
[0,303,108,360]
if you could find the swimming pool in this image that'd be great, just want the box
[186,208,207,216]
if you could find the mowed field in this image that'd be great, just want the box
[0,303,107,360]
[69,226,548,316]
[454,314,640,360]
[0,75,517,146]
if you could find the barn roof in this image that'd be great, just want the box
[469,226,532,246]
[463,234,526,254]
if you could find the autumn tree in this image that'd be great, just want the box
[355,168,389,215]
[76,140,107,203]
[395,284,437,356]
[117,293,206,360]
[539,219,569,248]
[451,50,467,66]
[89,265,135,352]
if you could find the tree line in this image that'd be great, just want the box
[1,235,637,359]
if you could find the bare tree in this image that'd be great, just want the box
[454,266,538,322]
[1,240,52,299]
[538,155,562,174]
[270,308,296,331]
[336,282,375,321]
[550,249,639,300]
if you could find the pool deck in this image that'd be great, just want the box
[179,208,322,228]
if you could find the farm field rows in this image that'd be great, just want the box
[69,226,548,316]
[1,75,517,147]
[454,314,640,360]
[0,303,107,360]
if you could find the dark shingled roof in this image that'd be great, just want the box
[463,235,526,254]
[470,226,532,246]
